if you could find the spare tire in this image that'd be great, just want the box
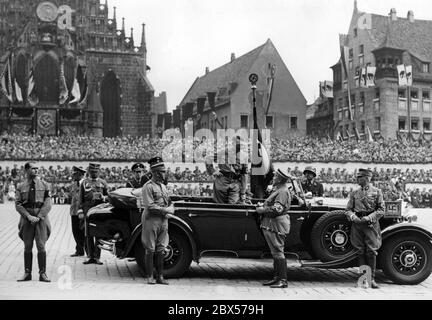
[310,211,354,261]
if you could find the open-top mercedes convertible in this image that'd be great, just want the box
[86,178,432,285]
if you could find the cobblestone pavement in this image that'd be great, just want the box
[1,203,431,300]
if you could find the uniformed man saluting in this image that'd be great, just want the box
[141,157,174,285]
[256,168,292,289]
[77,163,109,265]
[345,168,385,289]
[126,163,152,188]
[301,166,324,197]
[15,162,52,282]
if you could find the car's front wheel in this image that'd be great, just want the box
[379,233,432,285]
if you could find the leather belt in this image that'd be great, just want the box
[355,211,373,218]
[24,203,43,209]
[222,172,239,180]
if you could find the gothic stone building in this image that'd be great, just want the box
[0,0,156,137]
[331,1,432,141]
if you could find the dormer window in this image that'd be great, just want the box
[423,63,430,73]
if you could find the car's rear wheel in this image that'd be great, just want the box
[134,229,192,278]
[379,234,432,285]
[310,211,355,261]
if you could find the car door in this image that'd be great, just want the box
[180,202,247,251]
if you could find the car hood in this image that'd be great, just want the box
[308,197,348,209]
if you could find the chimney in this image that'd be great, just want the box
[113,6,116,21]
[205,67,209,75]
[122,17,125,32]
[389,8,397,21]
[230,53,236,62]
[407,10,414,23]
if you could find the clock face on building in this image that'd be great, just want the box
[36,2,58,22]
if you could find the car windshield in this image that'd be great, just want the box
[290,179,305,200]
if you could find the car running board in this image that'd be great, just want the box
[300,252,357,269]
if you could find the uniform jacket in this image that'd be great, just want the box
[15,177,52,240]
[301,179,324,197]
[345,184,385,224]
[78,177,109,214]
[142,179,172,219]
[260,184,291,236]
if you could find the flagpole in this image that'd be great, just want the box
[407,85,411,138]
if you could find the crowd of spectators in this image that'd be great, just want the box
[3,133,432,163]
[1,163,432,207]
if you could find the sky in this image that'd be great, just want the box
[108,0,432,111]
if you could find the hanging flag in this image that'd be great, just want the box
[345,129,352,141]
[27,69,38,107]
[359,68,367,87]
[319,81,325,98]
[265,64,276,116]
[0,58,13,102]
[354,127,361,141]
[69,77,81,104]
[340,45,353,120]
[366,66,376,87]
[366,125,374,142]
[336,131,343,142]
[14,79,23,102]
[405,65,413,87]
[59,61,69,104]
[397,64,408,86]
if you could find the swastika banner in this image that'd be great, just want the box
[37,109,57,135]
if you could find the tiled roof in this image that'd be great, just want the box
[179,40,269,106]
[363,12,432,62]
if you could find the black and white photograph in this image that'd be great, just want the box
[1,0,432,307]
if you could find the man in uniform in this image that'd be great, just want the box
[206,138,248,204]
[78,163,109,265]
[301,166,324,197]
[256,169,292,289]
[15,162,52,282]
[126,163,152,188]
[345,168,385,289]
[141,157,174,285]
[69,166,87,257]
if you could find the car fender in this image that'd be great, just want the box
[121,215,199,262]
[381,222,432,241]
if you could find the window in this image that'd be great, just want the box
[343,81,348,90]
[290,116,297,129]
[423,63,430,73]
[374,88,380,112]
[354,28,358,37]
[266,115,273,128]
[375,88,380,99]
[359,45,364,55]
[423,90,431,112]
[359,55,364,65]
[398,89,407,110]
[375,117,381,132]
[359,46,364,65]
[412,119,419,131]
[338,111,343,120]
[411,90,419,111]
[399,118,406,131]
[240,115,249,128]
[349,48,353,59]
[423,119,431,131]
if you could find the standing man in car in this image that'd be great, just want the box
[78,163,109,265]
[256,169,292,289]
[69,166,87,257]
[141,157,174,285]
[126,163,152,188]
[301,166,324,197]
[15,162,52,282]
[345,168,385,289]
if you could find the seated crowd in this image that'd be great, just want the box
[2,133,432,163]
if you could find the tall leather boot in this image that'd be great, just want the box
[270,258,288,289]
[38,252,50,282]
[367,253,379,289]
[263,259,279,286]
[155,252,169,285]
[17,252,32,282]
[145,252,156,284]
[358,254,366,267]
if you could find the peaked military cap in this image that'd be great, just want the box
[148,157,166,171]
[357,168,373,178]
[303,166,317,177]
[89,163,101,171]
[24,162,38,170]
[72,166,86,174]
[131,163,145,171]
[275,168,292,181]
